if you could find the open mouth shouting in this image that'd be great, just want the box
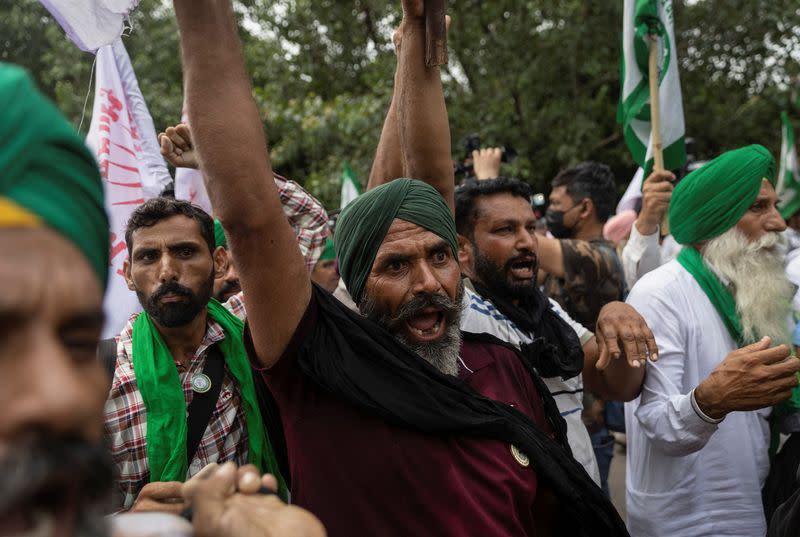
[404,307,447,343]
[507,255,537,280]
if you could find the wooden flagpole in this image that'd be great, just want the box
[425,0,448,67]
[648,34,669,235]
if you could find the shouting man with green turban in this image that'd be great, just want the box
[172,0,631,536]
[624,144,800,537]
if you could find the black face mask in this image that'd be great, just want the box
[545,206,576,239]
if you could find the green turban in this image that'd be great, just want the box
[214,219,228,248]
[335,178,457,304]
[319,237,336,262]
[0,64,109,287]
[669,144,776,245]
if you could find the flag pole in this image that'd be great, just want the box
[425,0,448,67]
[649,34,669,234]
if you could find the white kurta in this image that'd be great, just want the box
[625,260,771,537]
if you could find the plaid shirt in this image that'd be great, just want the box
[104,174,327,509]
[104,294,250,510]
[274,173,330,270]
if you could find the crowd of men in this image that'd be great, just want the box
[2,0,800,536]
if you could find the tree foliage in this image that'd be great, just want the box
[2,0,799,209]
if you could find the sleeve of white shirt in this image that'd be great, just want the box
[626,277,719,456]
[621,223,662,289]
[548,298,592,345]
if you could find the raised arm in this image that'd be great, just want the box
[173,0,311,367]
[367,59,403,190]
[396,1,455,212]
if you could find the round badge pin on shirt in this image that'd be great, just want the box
[191,373,212,394]
[510,445,530,467]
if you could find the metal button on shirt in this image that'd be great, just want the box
[510,445,530,467]
[191,373,212,393]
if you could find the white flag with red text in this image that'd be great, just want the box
[174,110,213,214]
[86,38,171,338]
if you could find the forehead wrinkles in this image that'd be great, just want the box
[0,230,102,320]
[377,219,445,257]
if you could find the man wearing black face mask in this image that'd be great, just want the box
[537,162,626,333]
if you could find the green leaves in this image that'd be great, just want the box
[3,0,799,208]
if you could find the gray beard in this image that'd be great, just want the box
[360,285,464,377]
[703,227,794,346]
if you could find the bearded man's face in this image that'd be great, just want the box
[0,229,113,537]
[361,220,464,376]
[461,193,540,302]
[126,215,216,328]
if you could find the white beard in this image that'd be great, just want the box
[703,227,794,346]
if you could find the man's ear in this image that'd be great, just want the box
[458,234,474,270]
[579,198,595,222]
[123,258,135,291]
[213,246,229,279]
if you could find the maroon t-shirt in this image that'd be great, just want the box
[246,296,552,537]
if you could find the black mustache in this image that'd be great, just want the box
[151,281,193,301]
[388,292,461,327]
[0,435,114,514]
[505,251,538,270]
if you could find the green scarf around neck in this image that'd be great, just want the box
[131,299,286,498]
[677,246,744,345]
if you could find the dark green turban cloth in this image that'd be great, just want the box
[319,237,336,262]
[669,144,776,245]
[214,219,228,248]
[335,178,457,304]
[0,64,109,287]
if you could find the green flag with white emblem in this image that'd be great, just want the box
[617,0,686,176]
[778,112,800,220]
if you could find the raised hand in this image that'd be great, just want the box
[595,301,658,370]
[159,123,199,169]
[694,337,800,419]
[636,169,675,236]
[472,148,503,180]
[401,0,425,20]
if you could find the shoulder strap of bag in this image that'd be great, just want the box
[185,344,225,463]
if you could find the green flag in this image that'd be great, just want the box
[340,161,362,210]
[617,0,686,176]
[778,111,800,220]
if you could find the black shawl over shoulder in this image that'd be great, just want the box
[278,285,629,537]
[471,279,585,380]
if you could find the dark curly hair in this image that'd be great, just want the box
[455,177,533,240]
[125,197,215,256]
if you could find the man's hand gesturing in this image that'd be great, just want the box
[159,123,199,170]
[595,301,658,370]
[694,337,800,420]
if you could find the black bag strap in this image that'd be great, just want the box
[98,337,118,385]
[185,344,225,463]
